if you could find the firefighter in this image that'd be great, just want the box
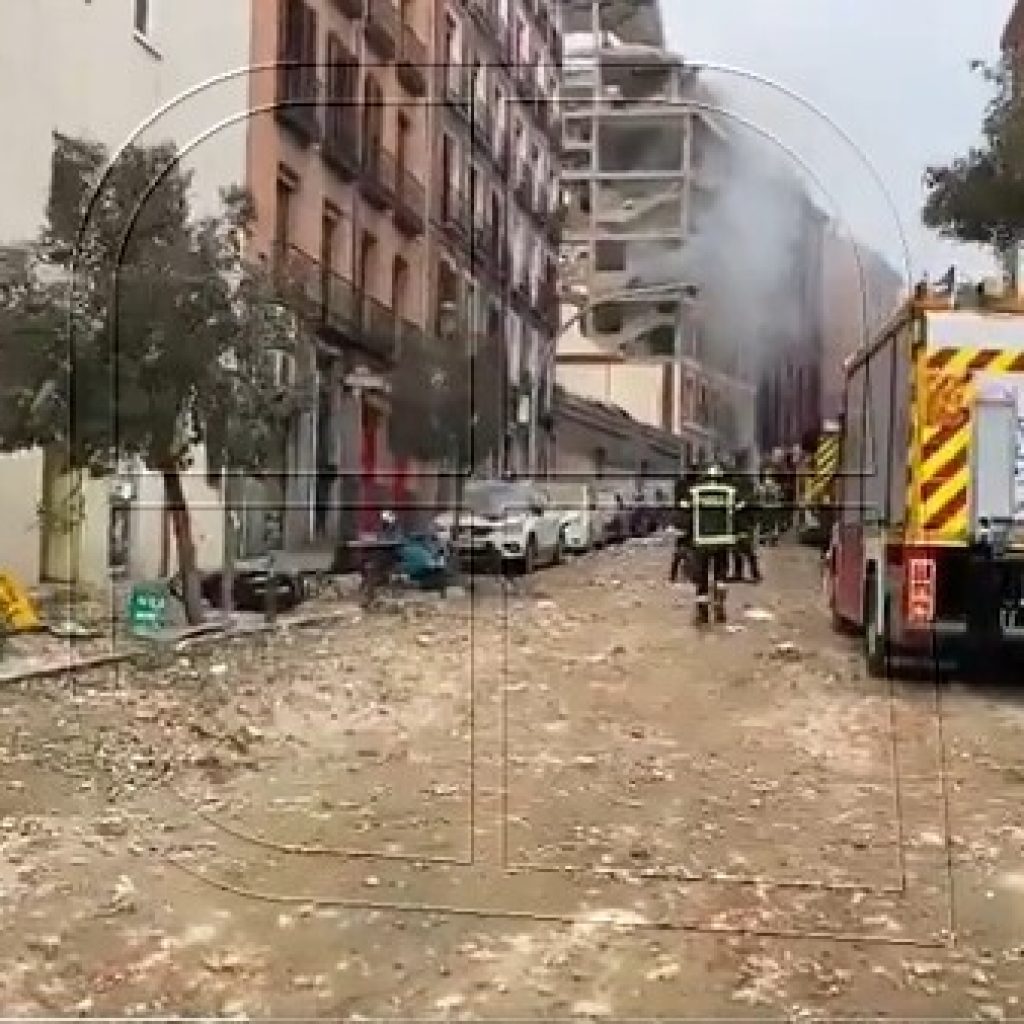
[760,468,782,547]
[669,463,697,583]
[729,451,762,583]
[679,462,740,625]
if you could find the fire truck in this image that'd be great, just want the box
[827,282,1024,675]
[796,421,841,547]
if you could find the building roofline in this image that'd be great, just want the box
[1003,0,1024,50]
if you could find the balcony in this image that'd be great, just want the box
[359,143,396,210]
[365,0,399,60]
[440,189,471,242]
[396,23,427,95]
[471,221,503,277]
[393,164,426,237]
[321,106,360,180]
[537,281,560,332]
[495,136,511,179]
[439,63,471,124]
[471,102,494,155]
[514,65,534,103]
[511,277,532,315]
[514,168,534,214]
[275,58,320,144]
[545,204,565,245]
[331,0,363,17]
[357,294,401,363]
[271,243,360,353]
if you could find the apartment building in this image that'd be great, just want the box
[428,0,563,476]
[755,189,828,455]
[554,0,749,465]
[0,0,252,586]
[247,0,433,546]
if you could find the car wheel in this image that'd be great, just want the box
[523,534,538,575]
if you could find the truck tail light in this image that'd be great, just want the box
[906,554,936,625]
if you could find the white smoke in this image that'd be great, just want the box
[681,121,818,381]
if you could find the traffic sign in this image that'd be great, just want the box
[128,583,168,635]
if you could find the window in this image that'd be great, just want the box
[321,208,337,283]
[441,134,454,218]
[392,256,408,320]
[275,176,294,252]
[363,74,384,159]
[134,0,151,36]
[396,111,410,179]
[325,33,358,144]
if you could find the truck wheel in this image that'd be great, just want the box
[864,579,890,678]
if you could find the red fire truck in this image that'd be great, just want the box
[827,284,1024,675]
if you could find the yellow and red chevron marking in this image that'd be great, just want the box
[915,347,1024,538]
[807,435,840,502]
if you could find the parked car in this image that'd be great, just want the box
[543,481,603,554]
[433,480,564,573]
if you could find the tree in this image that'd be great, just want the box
[923,59,1024,251]
[389,323,506,480]
[0,137,297,624]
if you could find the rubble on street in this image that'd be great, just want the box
[1,543,1024,1015]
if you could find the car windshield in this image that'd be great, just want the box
[463,482,521,514]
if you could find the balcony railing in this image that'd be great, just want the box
[471,101,494,154]
[393,164,426,236]
[271,242,359,353]
[396,23,427,95]
[358,294,401,363]
[471,221,503,276]
[440,188,471,240]
[545,204,565,245]
[439,63,471,122]
[514,167,534,213]
[275,57,320,143]
[365,0,399,59]
[359,142,397,209]
[537,281,559,331]
[321,105,360,180]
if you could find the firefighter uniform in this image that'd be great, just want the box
[730,469,762,583]
[679,466,740,624]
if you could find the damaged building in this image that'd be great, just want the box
[554,0,756,468]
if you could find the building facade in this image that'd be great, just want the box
[426,0,563,478]
[248,0,434,548]
[0,0,252,586]
[554,0,752,466]
[755,188,828,456]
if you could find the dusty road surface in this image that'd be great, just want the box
[3,539,1024,1016]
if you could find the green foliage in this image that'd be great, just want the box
[0,135,297,476]
[389,324,505,471]
[923,59,1024,250]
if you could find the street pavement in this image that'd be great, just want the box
[1,538,1024,1016]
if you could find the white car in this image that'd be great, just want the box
[543,481,603,553]
[434,480,565,573]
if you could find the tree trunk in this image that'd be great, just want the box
[162,468,204,626]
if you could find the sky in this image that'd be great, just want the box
[663,0,1012,287]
